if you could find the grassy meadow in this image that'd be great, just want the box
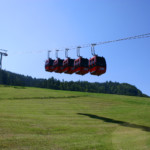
[0,85,150,150]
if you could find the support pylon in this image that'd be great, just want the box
[0,49,8,69]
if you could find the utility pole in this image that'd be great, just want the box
[0,49,8,70]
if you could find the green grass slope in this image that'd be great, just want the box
[0,85,150,150]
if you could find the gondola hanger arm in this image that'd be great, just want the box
[65,48,69,58]
[48,50,51,59]
[91,44,96,56]
[77,46,81,57]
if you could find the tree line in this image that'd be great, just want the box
[0,69,148,97]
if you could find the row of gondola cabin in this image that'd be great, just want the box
[89,55,106,76]
[63,58,75,74]
[45,55,106,76]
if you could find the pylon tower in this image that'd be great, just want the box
[0,49,8,69]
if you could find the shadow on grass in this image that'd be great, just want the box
[78,113,150,132]
[0,96,82,100]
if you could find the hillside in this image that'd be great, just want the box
[0,69,147,97]
[0,85,150,149]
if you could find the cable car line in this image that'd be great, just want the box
[95,32,150,46]
[10,33,150,56]
[45,32,150,76]
[53,33,150,52]
[79,33,149,50]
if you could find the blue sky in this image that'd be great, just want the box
[0,0,150,95]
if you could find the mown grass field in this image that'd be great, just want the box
[0,85,150,150]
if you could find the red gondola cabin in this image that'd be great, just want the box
[45,58,55,72]
[53,58,64,73]
[74,57,89,75]
[63,58,75,74]
[89,55,106,76]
